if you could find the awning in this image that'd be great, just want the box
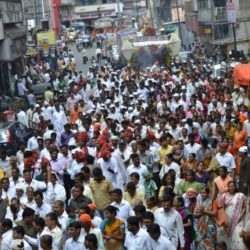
[4,25,25,39]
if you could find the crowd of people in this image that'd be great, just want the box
[0,43,250,250]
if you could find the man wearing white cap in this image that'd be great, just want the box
[238,146,250,195]
[170,93,181,113]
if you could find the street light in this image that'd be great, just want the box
[121,40,133,64]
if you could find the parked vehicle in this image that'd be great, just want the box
[0,121,32,155]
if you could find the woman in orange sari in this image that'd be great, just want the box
[233,122,247,174]
[101,205,125,250]
[214,166,233,241]
[233,122,247,150]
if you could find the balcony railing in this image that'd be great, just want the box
[214,6,227,21]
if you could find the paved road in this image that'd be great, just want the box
[68,43,95,74]
[68,42,108,74]
[33,43,102,98]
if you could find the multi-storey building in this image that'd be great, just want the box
[184,0,250,58]
[0,0,26,93]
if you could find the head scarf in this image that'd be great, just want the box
[76,132,89,143]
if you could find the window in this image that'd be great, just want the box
[198,0,209,9]
[214,0,226,8]
[213,23,230,40]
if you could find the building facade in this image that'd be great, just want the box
[0,0,26,94]
[184,0,250,58]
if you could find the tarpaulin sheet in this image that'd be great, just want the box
[233,64,250,86]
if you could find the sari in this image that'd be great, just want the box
[177,207,195,250]
[180,181,205,195]
[101,218,125,250]
[194,197,217,250]
[222,192,247,250]
[214,176,232,226]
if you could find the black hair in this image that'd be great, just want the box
[147,223,161,235]
[34,217,45,228]
[1,177,9,183]
[143,211,154,221]
[46,212,61,228]
[13,226,25,237]
[104,205,119,216]
[112,188,123,196]
[93,167,103,177]
[75,172,84,181]
[40,234,53,247]
[161,173,175,187]
[134,204,146,214]
[130,172,140,180]
[74,184,84,193]
[130,153,139,159]
[23,168,32,174]
[22,207,35,218]
[82,166,90,174]
[162,194,174,203]
[85,233,98,247]
[127,216,139,227]
[69,221,81,230]
[186,169,196,178]
[33,190,44,199]
[175,196,185,206]
[1,219,13,229]
[219,166,228,173]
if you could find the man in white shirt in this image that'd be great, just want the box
[127,154,148,185]
[53,200,68,232]
[17,108,29,127]
[27,130,39,150]
[111,188,134,223]
[147,223,176,250]
[22,169,47,191]
[32,190,51,218]
[1,219,13,250]
[183,133,202,162]
[11,226,32,250]
[79,213,104,250]
[159,153,180,179]
[6,198,24,223]
[154,196,185,249]
[96,149,119,188]
[64,221,85,250]
[125,216,151,250]
[215,142,236,175]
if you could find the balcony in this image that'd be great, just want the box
[214,7,227,22]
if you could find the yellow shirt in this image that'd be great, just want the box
[89,179,113,210]
[0,169,4,180]
[158,145,173,165]
[123,191,145,208]
[44,90,54,103]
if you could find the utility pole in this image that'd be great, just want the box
[175,0,183,47]
[230,0,237,58]
[116,0,121,29]
[34,0,38,27]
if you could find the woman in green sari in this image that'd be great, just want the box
[179,169,205,195]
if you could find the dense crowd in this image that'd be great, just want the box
[0,44,250,250]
